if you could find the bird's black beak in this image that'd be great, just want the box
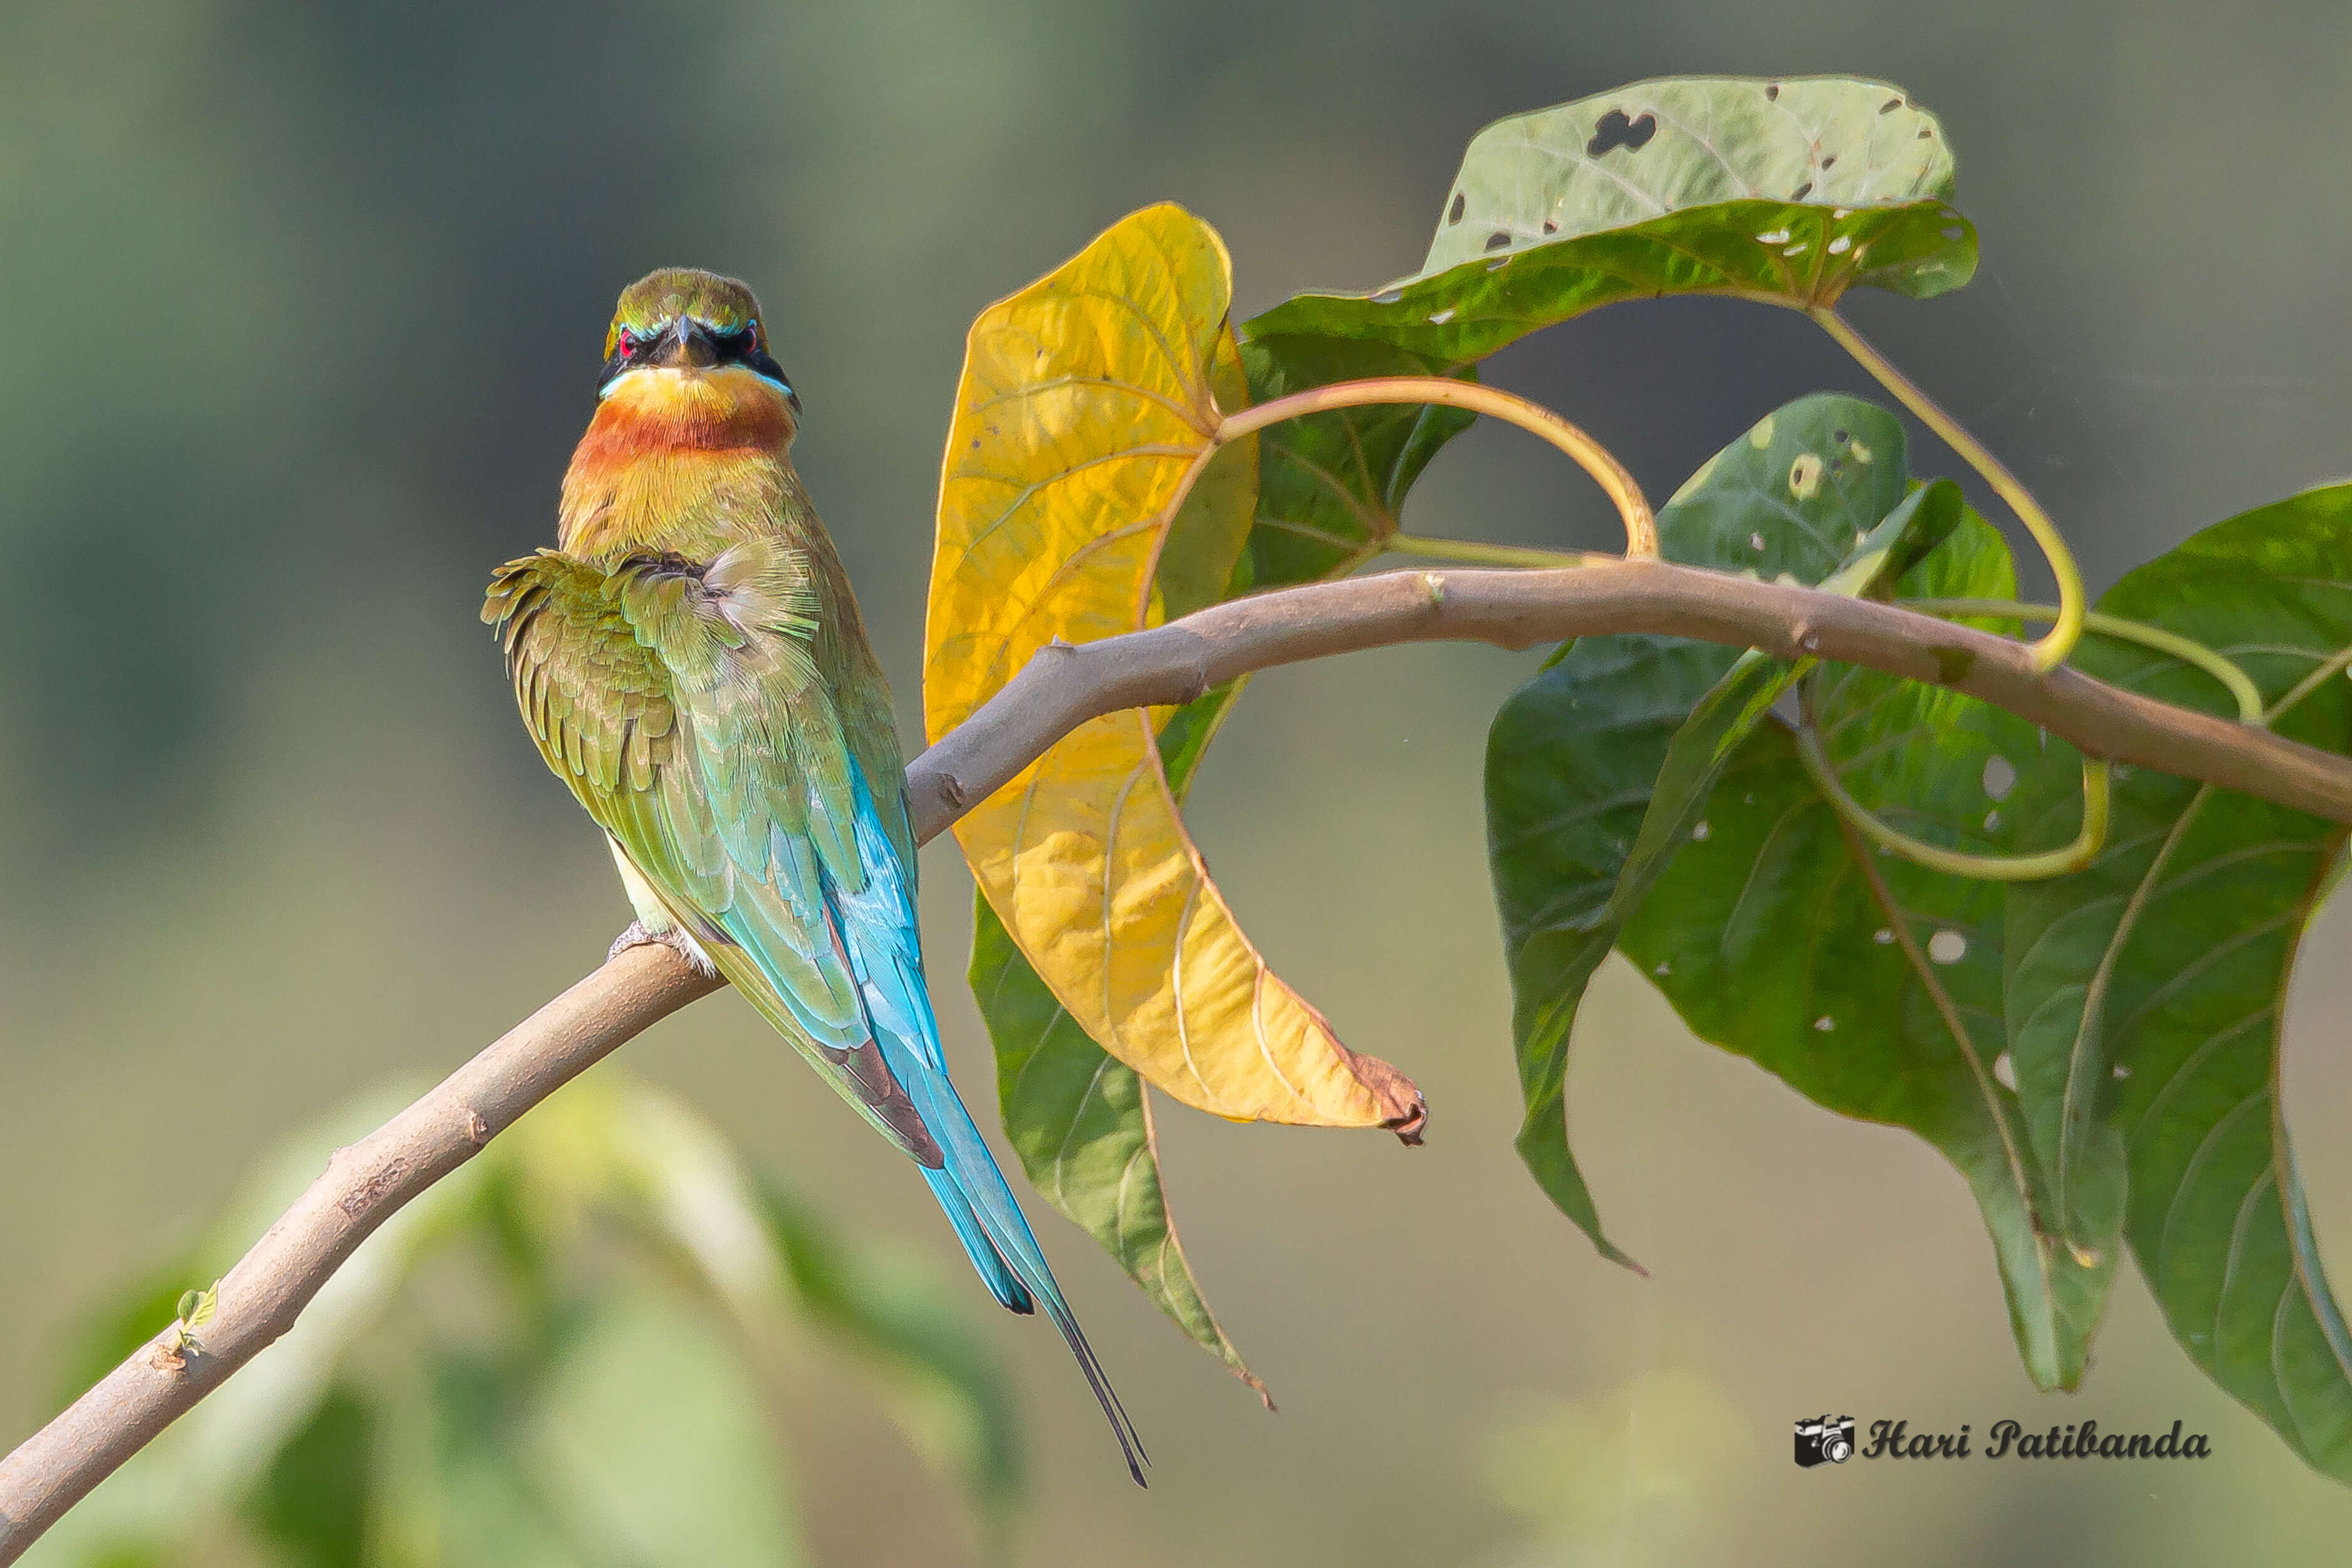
[655,317,717,370]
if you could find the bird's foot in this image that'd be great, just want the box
[607,921,719,977]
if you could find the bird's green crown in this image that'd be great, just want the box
[604,268,764,358]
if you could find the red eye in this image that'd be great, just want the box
[617,329,637,357]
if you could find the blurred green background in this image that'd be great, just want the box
[7,0,2352,1562]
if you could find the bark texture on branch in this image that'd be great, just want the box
[8,560,2352,1560]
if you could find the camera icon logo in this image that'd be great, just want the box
[1794,1414,1856,1467]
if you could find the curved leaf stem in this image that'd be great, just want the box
[1906,598,2265,723]
[1795,673,2113,881]
[1808,307,2084,674]
[1382,532,1599,570]
[1214,376,1658,557]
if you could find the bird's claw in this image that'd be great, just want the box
[607,921,718,976]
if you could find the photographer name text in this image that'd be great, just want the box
[1861,1419,2211,1460]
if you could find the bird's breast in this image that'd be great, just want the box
[558,366,800,559]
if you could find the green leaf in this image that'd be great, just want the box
[1152,370,1257,622]
[1250,76,1975,365]
[1619,511,2114,1389]
[1606,479,1962,921]
[484,1072,787,1312]
[1485,392,1910,1263]
[1152,678,1247,797]
[526,1294,802,1568]
[245,1385,377,1568]
[1232,332,1477,583]
[756,1179,1028,1539]
[973,894,1267,1403]
[1485,635,1735,1270]
[487,1072,1027,1535]
[2005,483,2352,1473]
[384,1296,802,1568]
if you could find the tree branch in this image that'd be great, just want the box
[9,559,2352,1559]
[907,560,2352,834]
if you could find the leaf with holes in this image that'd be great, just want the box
[2005,483,2352,1473]
[1485,392,1910,1263]
[1250,76,1975,365]
[924,202,1423,1134]
[1618,510,2114,1388]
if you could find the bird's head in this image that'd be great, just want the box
[597,267,800,417]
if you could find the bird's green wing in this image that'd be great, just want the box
[483,543,939,1162]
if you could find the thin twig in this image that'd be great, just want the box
[9,559,2352,1559]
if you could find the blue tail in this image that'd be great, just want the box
[920,1165,1033,1314]
[827,763,1147,1486]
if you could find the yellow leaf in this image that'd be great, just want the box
[924,204,1424,1134]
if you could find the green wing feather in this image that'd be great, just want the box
[483,543,936,1161]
